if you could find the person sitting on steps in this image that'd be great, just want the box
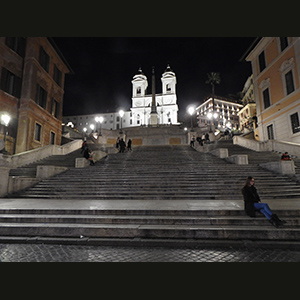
[241,176,286,228]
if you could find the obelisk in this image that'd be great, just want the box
[150,66,158,125]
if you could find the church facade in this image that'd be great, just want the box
[130,65,179,126]
[63,65,180,133]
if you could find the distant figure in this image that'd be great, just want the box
[83,147,95,166]
[116,137,120,149]
[196,136,203,146]
[119,138,126,153]
[127,139,132,152]
[81,139,87,154]
[241,176,286,227]
[201,133,206,144]
[190,137,195,147]
[205,133,210,143]
[224,129,229,140]
[281,152,292,161]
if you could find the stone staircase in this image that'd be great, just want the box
[9,144,300,200]
[2,142,300,246]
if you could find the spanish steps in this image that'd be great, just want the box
[1,138,300,246]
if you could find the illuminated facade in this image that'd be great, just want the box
[0,37,72,154]
[196,97,243,131]
[131,65,179,126]
[245,37,300,143]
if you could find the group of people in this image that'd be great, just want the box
[116,137,132,153]
[190,133,210,147]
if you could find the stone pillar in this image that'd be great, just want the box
[0,154,12,197]
[150,67,158,125]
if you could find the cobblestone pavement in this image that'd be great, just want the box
[1,243,300,262]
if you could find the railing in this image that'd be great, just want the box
[233,136,300,158]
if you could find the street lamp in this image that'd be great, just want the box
[188,106,195,131]
[82,127,87,138]
[207,111,218,132]
[95,116,104,136]
[119,110,124,134]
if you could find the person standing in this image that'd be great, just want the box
[127,138,132,151]
[241,176,286,227]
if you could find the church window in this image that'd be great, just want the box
[166,84,171,92]
[137,87,141,94]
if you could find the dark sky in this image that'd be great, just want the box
[52,37,256,121]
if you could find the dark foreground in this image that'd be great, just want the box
[1,243,300,262]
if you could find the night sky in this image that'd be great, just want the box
[52,37,256,121]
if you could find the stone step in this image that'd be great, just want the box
[1,222,300,241]
[0,214,299,227]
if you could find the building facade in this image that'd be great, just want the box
[0,37,72,154]
[63,111,133,134]
[238,75,257,132]
[131,65,179,126]
[245,37,300,143]
[196,96,243,132]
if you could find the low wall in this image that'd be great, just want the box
[260,161,295,175]
[226,154,248,165]
[233,136,300,158]
[8,139,82,169]
[0,139,82,197]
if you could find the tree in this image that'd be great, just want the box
[206,72,221,132]
[206,72,221,110]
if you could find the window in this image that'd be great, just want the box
[36,85,48,109]
[50,131,55,145]
[280,37,288,51]
[290,113,300,134]
[5,37,26,57]
[34,123,42,141]
[137,87,141,95]
[258,51,266,72]
[39,47,49,72]
[267,124,274,140]
[51,98,60,119]
[0,68,22,98]
[263,88,271,109]
[53,65,62,86]
[285,70,295,95]
[166,84,171,92]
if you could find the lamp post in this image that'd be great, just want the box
[119,110,124,134]
[95,116,104,136]
[83,127,87,139]
[90,124,95,133]
[188,106,195,132]
[99,116,103,136]
[1,113,11,153]
[207,111,218,132]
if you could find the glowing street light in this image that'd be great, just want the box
[119,110,124,134]
[95,116,104,136]
[187,106,195,131]
[1,114,11,127]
